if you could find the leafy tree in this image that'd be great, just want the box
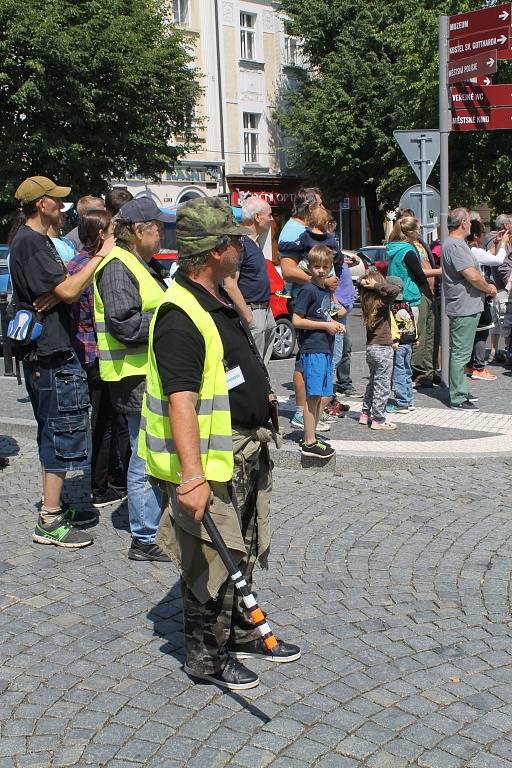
[0,0,201,227]
[276,0,511,241]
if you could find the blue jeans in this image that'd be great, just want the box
[331,332,343,392]
[126,413,163,544]
[336,306,353,389]
[392,345,413,407]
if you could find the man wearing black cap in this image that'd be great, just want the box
[10,176,110,548]
[93,196,173,561]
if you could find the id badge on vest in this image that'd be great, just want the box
[226,365,245,390]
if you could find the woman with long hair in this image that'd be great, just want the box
[67,210,130,508]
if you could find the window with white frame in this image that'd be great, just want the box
[243,113,260,164]
[284,22,303,66]
[240,12,256,60]
[173,0,189,26]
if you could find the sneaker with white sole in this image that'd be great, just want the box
[451,400,480,412]
[290,411,304,429]
[33,516,94,548]
[184,657,259,690]
[300,440,335,459]
[471,368,497,381]
[316,414,331,432]
[230,638,301,663]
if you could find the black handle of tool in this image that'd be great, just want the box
[202,508,238,575]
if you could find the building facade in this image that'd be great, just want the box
[118,0,305,231]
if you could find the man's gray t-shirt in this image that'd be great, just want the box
[442,235,484,317]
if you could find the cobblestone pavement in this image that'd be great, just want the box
[3,434,512,767]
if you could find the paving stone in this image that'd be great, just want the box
[367,752,409,768]
[417,749,465,768]
[15,755,51,768]
[232,746,275,767]
[336,735,375,760]
[0,740,25,759]
[5,432,512,768]
[51,746,87,767]
[115,739,159,763]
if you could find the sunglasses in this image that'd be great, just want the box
[217,234,246,248]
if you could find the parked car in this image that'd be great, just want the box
[266,260,296,360]
[356,245,389,276]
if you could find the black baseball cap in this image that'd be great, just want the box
[117,196,175,224]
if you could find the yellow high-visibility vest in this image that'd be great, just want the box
[138,279,233,483]
[93,246,165,381]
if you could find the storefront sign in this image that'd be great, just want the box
[164,164,222,184]
[232,188,297,207]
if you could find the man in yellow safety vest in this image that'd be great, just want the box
[140,197,300,691]
[93,197,171,561]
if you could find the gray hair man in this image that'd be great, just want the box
[442,207,497,411]
[223,197,277,365]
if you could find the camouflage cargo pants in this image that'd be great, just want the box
[182,446,264,675]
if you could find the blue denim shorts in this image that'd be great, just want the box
[300,352,334,397]
[30,350,91,472]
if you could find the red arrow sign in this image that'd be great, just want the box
[449,28,510,61]
[447,51,498,85]
[452,107,512,131]
[451,84,512,110]
[449,4,511,38]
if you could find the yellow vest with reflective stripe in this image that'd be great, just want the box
[138,280,233,484]
[93,246,165,381]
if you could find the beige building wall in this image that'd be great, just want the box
[119,0,304,204]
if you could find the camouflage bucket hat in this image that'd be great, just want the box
[177,197,251,259]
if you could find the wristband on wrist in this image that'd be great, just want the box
[176,478,207,495]
[177,474,205,490]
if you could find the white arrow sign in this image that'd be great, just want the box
[487,57,496,67]
[499,10,510,22]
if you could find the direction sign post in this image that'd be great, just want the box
[447,51,497,84]
[441,3,512,385]
[439,14,451,387]
[451,106,512,130]
[449,29,509,61]
[450,84,512,109]
[449,4,511,37]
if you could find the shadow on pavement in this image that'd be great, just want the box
[148,583,272,724]
[110,501,130,533]
[413,384,450,405]
[0,435,19,464]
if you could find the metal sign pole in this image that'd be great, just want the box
[419,134,429,243]
[439,15,451,387]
